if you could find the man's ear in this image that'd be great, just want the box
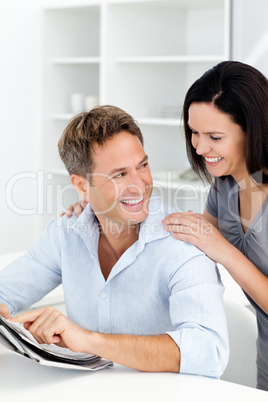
[71,174,90,201]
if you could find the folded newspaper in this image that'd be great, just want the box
[0,315,113,371]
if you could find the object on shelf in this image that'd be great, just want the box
[70,93,84,113]
[179,168,200,181]
[84,96,99,111]
[153,168,200,183]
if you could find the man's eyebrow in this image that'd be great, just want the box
[138,154,149,165]
[187,123,225,135]
[108,155,148,176]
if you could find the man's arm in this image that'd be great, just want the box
[10,307,180,372]
[0,220,62,315]
[84,333,180,372]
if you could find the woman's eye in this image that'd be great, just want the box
[211,136,222,141]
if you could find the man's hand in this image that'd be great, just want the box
[0,303,12,319]
[59,199,88,218]
[10,306,180,372]
[10,307,91,353]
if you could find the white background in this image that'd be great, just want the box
[0,0,268,253]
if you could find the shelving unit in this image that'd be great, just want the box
[41,0,231,221]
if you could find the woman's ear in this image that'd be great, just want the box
[71,174,90,201]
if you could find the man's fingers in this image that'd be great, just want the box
[0,304,11,319]
[11,307,64,345]
[10,308,44,324]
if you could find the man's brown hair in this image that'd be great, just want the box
[58,105,144,180]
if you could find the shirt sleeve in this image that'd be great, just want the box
[206,181,219,218]
[166,251,229,378]
[0,220,62,315]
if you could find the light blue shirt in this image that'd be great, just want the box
[0,195,228,377]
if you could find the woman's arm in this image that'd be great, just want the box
[162,209,268,315]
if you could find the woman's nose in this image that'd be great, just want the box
[192,135,211,155]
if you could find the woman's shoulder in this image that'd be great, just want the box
[206,176,238,217]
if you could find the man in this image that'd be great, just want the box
[0,105,228,376]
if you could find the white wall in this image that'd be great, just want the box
[0,0,42,253]
[232,0,268,76]
[1,0,268,254]
[0,0,98,253]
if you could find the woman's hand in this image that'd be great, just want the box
[10,307,91,353]
[162,211,230,263]
[60,199,89,218]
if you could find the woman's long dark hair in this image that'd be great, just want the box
[183,61,268,184]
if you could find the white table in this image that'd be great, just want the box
[0,344,267,402]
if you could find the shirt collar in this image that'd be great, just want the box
[72,193,170,244]
[138,194,170,244]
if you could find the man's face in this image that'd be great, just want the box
[86,131,153,233]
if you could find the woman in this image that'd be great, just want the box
[64,61,268,389]
[162,60,268,391]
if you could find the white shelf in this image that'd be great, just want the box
[50,113,73,120]
[137,117,182,126]
[50,114,183,127]
[107,0,222,7]
[48,168,69,176]
[41,0,231,214]
[115,55,226,63]
[50,57,101,64]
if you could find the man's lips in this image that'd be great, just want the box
[120,195,144,205]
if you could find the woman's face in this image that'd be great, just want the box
[188,102,247,182]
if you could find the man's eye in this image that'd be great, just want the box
[114,172,125,179]
[139,162,148,169]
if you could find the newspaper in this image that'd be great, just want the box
[0,315,113,371]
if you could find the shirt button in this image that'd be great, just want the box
[101,293,106,299]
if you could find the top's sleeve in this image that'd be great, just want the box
[166,250,229,378]
[0,220,62,315]
[205,181,219,218]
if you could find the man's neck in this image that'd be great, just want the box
[98,220,140,260]
[97,221,140,281]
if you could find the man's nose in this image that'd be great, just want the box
[127,173,146,194]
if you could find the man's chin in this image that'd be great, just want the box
[126,215,148,226]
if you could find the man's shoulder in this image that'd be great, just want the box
[146,228,208,268]
[159,233,206,258]
[142,233,215,280]
[146,196,208,259]
[41,213,80,237]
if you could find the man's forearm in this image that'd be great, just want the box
[88,332,180,372]
[11,308,180,372]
